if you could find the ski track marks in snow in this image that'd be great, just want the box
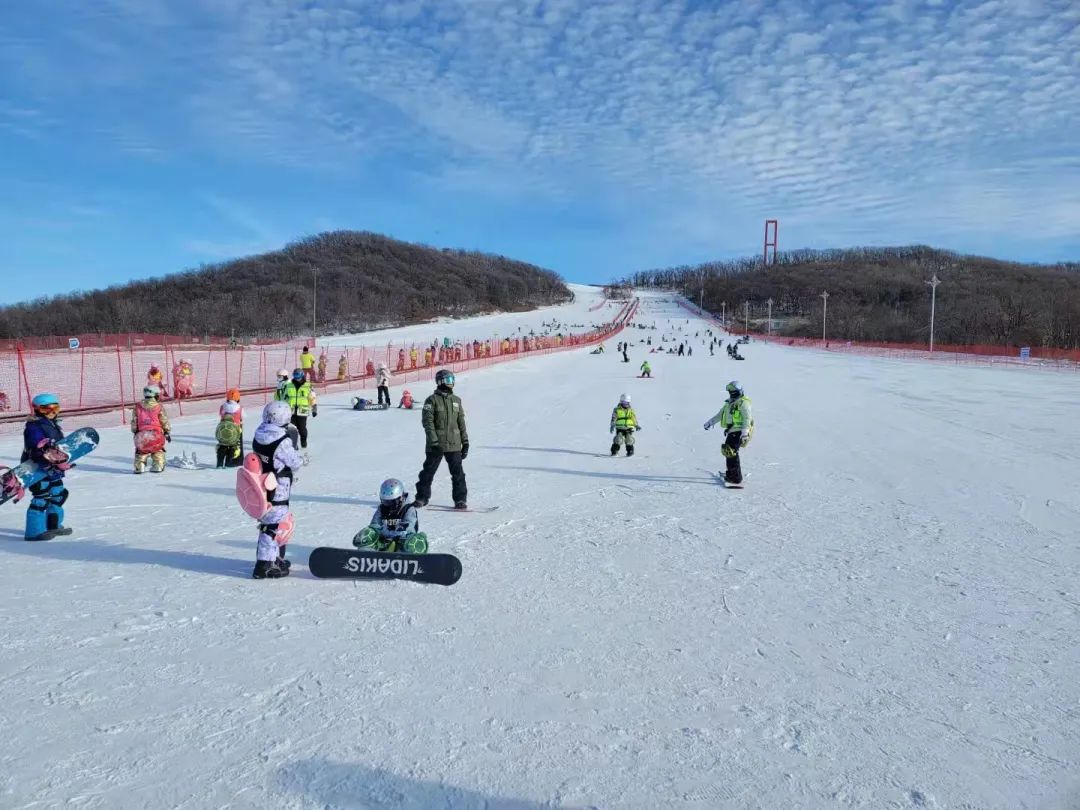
[1,288,1079,809]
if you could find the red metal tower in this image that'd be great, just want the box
[763,219,778,265]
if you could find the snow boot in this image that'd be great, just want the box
[412,498,428,508]
[610,444,619,456]
[252,560,289,579]
[277,552,291,571]
[626,445,635,457]
[454,501,468,510]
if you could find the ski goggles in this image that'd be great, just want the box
[34,403,61,418]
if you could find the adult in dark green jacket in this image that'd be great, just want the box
[414,369,469,508]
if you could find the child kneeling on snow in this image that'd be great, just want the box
[398,389,414,409]
[352,478,428,554]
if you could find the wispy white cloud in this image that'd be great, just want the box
[2,0,1079,259]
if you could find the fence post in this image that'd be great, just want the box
[115,345,126,425]
[78,347,86,408]
[16,346,32,411]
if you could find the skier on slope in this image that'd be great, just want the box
[21,393,73,541]
[250,401,307,578]
[398,389,414,409]
[414,369,468,509]
[609,393,641,456]
[639,360,652,378]
[352,478,428,554]
[704,380,754,485]
[132,386,171,474]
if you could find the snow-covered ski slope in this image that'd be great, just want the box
[318,282,620,347]
[2,291,1078,809]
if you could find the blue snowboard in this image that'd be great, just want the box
[0,427,100,506]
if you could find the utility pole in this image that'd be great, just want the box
[721,301,727,330]
[926,274,941,352]
[744,300,749,335]
[767,298,773,337]
[312,267,318,341]
[699,269,705,311]
[820,290,829,341]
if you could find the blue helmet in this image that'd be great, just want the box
[435,369,455,388]
[32,392,60,408]
[292,368,306,382]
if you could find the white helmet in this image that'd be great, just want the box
[276,368,289,380]
[262,400,292,427]
[222,401,240,415]
[619,392,630,405]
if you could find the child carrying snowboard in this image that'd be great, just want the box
[21,393,73,540]
[352,478,428,554]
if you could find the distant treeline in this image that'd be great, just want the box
[0,231,571,339]
[625,246,1080,348]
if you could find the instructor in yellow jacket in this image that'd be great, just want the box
[704,380,754,485]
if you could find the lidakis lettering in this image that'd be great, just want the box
[343,555,422,576]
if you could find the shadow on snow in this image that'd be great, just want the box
[277,758,588,809]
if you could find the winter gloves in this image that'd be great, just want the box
[461,443,469,460]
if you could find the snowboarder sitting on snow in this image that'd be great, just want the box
[351,397,385,411]
[398,389,414,409]
[639,360,652,378]
[704,380,754,485]
[352,478,428,554]
[21,393,73,541]
[132,386,171,474]
[609,393,641,456]
[215,402,244,468]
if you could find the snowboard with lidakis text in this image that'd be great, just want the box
[308,547,462,586]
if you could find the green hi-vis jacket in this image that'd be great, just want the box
[706,396,754,436]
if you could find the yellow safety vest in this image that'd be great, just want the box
[300,352,315,370]
[283,381,313,416]
[612,405,637,430]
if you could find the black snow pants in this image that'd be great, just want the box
[377,385,390,406]
[724,431,743,484]
[291,414,309,449]
[416,449,467,504]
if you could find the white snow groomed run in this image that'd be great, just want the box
[1,287,1078,809]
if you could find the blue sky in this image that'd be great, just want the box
[2,0,1079,305]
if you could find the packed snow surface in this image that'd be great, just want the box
[1,291,1078,809]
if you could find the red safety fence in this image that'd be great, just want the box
[0,299,638,432]
[674,298,1080,370]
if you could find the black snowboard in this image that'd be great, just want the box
[308,547,462,586]
[427,505,500,514]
